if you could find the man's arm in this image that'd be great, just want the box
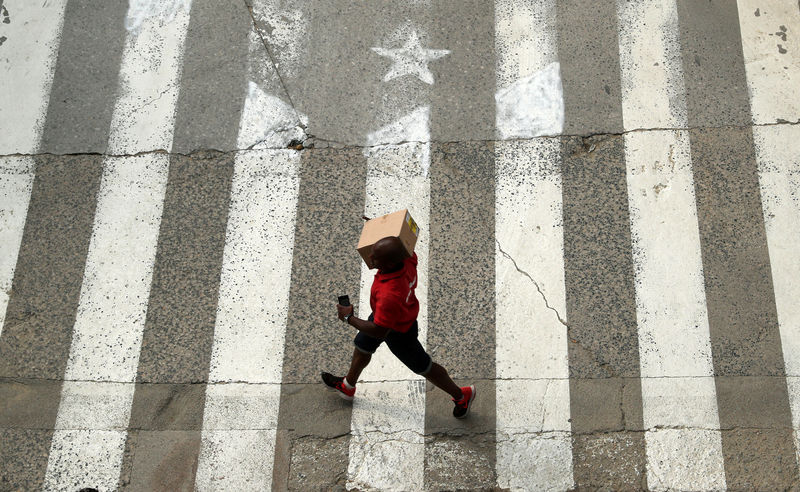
[337,304,390,338]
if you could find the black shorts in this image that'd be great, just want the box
[354,314,433,375]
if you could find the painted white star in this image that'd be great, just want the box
[371,30,450,85]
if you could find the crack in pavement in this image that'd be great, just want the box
[242,0,307,138]
[496,239,568,327]
[300,118,800,148]
[135,85,176,113]
[2,374,792,386]
[3,118,800,158]
[494,240,618,378]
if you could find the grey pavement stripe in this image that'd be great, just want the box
[38,0,128,154]
[556,0,647,488]
[557,1,624,137]
[271,148,367,491]
[118,1,250,490]
[0,1,128,488]
[424,1,497,489]
[170,1,251,154]
[676,1,798,488]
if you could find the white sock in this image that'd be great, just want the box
[344,378,355,389]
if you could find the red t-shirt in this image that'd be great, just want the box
[370,253,419,333]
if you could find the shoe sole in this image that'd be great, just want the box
[455,385,476,419]
[336,391,354,402]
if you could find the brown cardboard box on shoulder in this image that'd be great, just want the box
[357,209,419,268]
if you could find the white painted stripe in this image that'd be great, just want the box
[43,7,191,491]
[0,0,68,154]
[754,124,800,462]
[740,0,800,468]
[617,0,686,130]
[495,139,572,491]
[107,1,192,154]
[494,1,572,490]
[624,131,726,491]
[617,2,725,489]
[192,0,305,486]
[0,1,67,335]
[0,157,34,339]
[736,0,800,125]
[194,149,300,490]
[494,0,563,139]
[346,108,431,492]
[43,381,135,491]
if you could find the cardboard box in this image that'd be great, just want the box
[357,209,419,268]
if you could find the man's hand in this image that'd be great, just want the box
[337,303,354,321]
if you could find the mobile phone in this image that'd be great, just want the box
[338,295,350,307]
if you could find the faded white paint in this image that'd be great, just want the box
[201,150,298,383]
[61,155,170,383]
[495,139,573,491]
[248,0,308,82]
[494,1,572,489]
[737,0,800,124]
[43,9,191,491]
[346,108,431,491]
[617,0,686,130]
[754,124,800,462]
[624,131,726,491]
[192,1,305,485]
[237,81,308,150]
[196,383,283,490]
[0,1,67,336]
[125,0,191,32]
[194,115,301,491]
[741,0,800,464]
[372,28,450,85]
[0,0,67,154]
[109,3,193,153]
[0,158,35,339]
[495,0,563,138]
[617,2,726,489]
[44,382,135,492]
[495,63,564,139]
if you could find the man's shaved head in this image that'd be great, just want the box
[371,236,408,271]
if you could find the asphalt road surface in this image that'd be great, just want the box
[1,0,799,490]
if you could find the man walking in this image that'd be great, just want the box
[321,236,476,418]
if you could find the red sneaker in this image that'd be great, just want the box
[321,372,355,401]
[452,385,476,419]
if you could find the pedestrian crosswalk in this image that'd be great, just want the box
[1,0,799,490]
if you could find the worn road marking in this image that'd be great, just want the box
[495,140,572,492]
[346,106,432,492]
[495,0,562,139]
[618,1,725,489]
[195,150,300,490]
[740,8,800,467]
[678,0,797,487]
[755,124,800,467]
[42,6,191,490]
[0,157,34,340]
[0,0,67,154]
[625,130,726,491]
[737,0,800,124]
[0,0,66,336]
[494,1,572,490]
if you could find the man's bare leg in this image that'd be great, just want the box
[345,348,371,386]
[424,362,463,399]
